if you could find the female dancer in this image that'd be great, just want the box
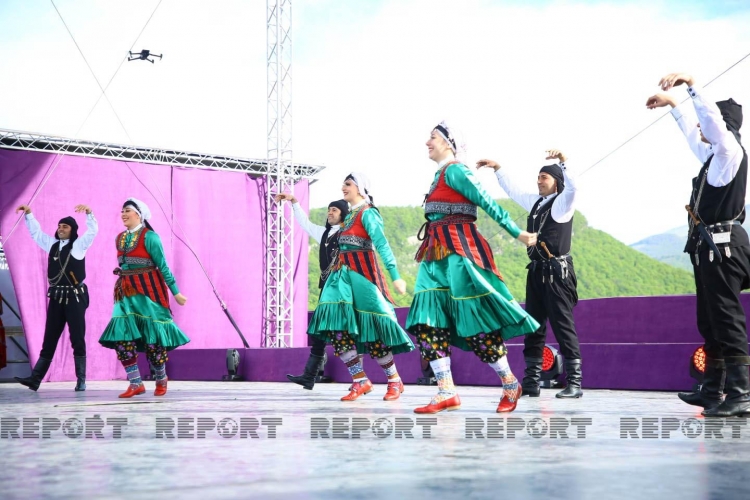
[99,198,189,398]
[407,121,540,414]
[307,173,414,401]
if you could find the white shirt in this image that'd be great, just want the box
[438,157,454,168]
[25,212,98,260]
[292,203,340,243]
[670,85,744,187]
[494,162,577,223]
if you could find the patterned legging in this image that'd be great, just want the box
[114,341,169,366]
[411,324,508,363]
[329,331,392,359]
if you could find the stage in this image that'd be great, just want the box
[2,381,750,500]
[2,131,750,500]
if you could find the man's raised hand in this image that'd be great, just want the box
[273,193,298,204]
[646,93,677,109]
[658,73,695,91]
[475,159,501,171]
[545,149,567,163]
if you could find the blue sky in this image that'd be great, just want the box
[1,0,750,244]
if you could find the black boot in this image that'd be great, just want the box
[703,361,750,417]
[556,359,583,398]
[287,353,326,390]
[521,357,542,397]
[74,356,87,392]
[14,357,52,392]
[678,357,724,409]
[315,352,333,383]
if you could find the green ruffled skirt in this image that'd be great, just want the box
[406,253,539,351]
[307,267,414,354]
[99,294,190,352]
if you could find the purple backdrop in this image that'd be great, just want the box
[0,149,310,381]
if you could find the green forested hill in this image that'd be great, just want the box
[305,200,695,310]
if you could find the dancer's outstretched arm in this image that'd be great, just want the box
[274,193,327,241]
[16,205,56,251]
[444,163,536,246]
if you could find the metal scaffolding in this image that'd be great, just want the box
[265,0,294,348]
[0,128,323,179]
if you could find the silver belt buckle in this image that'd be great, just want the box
[711,224,731,245]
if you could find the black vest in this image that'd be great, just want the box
[685,145,749,253]
[526,195,574,261]
[48,240,86,285]
[318,227,341,289]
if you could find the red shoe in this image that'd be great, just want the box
[383,381,404,401]
[414,394,461,414]
[497,385,522,413]
[341,380,373,401]
[118,384,146,399]
[154,378,168,397]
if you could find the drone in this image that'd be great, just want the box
[128,50,162,64]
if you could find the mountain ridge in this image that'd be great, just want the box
[305,200,696,309]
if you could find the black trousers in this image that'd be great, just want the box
[523,258,581,360]
[692,246,750,362]
[39,285,89,359]
[309,336,326,357]
[308,288,327,357]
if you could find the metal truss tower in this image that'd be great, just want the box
[265,0,294,348]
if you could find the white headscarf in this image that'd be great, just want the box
[434,120,467,162]
[345,172,373,205]
[125,197,152,221]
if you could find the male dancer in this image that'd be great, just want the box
[647,73,748,417]
[477,150,583,398]
[275,193,349,389]
[14,204,98,391]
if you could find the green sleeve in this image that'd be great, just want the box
[361,208,401,281]
[444,163,522,238]
[145,231,180,295]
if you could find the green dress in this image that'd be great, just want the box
[99,229,190,352]
[406,162,540,350]
[307,204,414,354]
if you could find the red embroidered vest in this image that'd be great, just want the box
[417,164,502,279]
[424,162,478,219]
[336,205,395,304]
[338,205,373,250]
[113,227,171,310]
[116,227,154,267]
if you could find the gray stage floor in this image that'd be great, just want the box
[2,381,750,500]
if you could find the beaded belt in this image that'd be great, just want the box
[113,266,157,276]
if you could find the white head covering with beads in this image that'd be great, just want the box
[345,172,373,204]
[126,197,152,221]
[434,120,467,162]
